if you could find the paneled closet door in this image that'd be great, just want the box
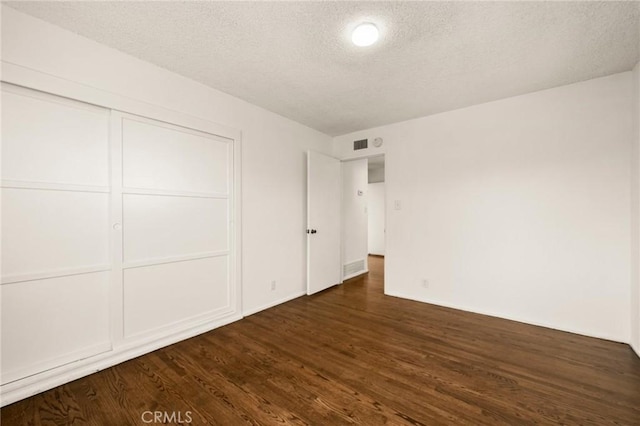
[0,84,112,384]
[116,113,234,339]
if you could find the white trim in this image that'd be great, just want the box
[342,269,369,281]
[1,180,110,194]
[1,61,241,141]
[122,187,228,199]
[306,152,312,290]
[109,110,125,346]
[1,80,107,114]
[1,342,112,385]
[0,312,243,407]
[384,289,629,344]
[1,265,111,285]
[339,158,344,285]
[232,132,243,316]
[242,291,306,317]
[122,251,229,270]
[121,111,233,144]
[123,305,234,341]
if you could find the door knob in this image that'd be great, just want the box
[113,222,122,231]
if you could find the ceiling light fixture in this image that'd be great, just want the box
[351,22,379,47]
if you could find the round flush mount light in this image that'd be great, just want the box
[351,22,379,47]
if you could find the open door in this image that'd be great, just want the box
[307,151,341,295]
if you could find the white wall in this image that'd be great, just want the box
[334,72,633,342]
[368,183,385,256]
[631,62,640,355]
[341,159,368,278]
[368,166,385,183]
[0,6,332,317]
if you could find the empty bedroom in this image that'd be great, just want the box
[1,1,639,425]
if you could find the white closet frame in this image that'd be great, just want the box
[0,61,243,406]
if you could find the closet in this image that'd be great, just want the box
[1,82,239,402]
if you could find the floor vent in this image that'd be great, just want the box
[343,259,366,277]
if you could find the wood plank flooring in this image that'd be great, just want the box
[2,256,639,425]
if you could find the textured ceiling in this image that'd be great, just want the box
[6,1,640,136]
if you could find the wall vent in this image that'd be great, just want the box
[353,139,368,150]
[343,259,366,278]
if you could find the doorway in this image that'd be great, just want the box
[339,154,385,283]
[306,151,385,292]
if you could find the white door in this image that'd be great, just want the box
[0,83,237,385]
[117,113,234,339]
[307,151,341,295]
[1,84,112,384]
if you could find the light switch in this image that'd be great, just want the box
[394,200,402,210]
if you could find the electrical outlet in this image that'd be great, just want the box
[422,279,429,289]
[271,280,276,291]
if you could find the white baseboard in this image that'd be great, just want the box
[631,340,640,359]
[384,290,628,344]
[342,269,369,281]
[0,312,242,407]
[242,291,306,317]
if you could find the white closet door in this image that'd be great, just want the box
[0,84,112,384]
[119,115,233,339]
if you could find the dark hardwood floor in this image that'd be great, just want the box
[2,256,639,425]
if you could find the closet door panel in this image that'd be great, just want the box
[1,188,110,281]
[1,273,111,385]
[122,118,229,194]
[123,256,229,338]
[0,84,111,385]
[122,194,228,265]
[120,114,233,338]
[1,87,109,187]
